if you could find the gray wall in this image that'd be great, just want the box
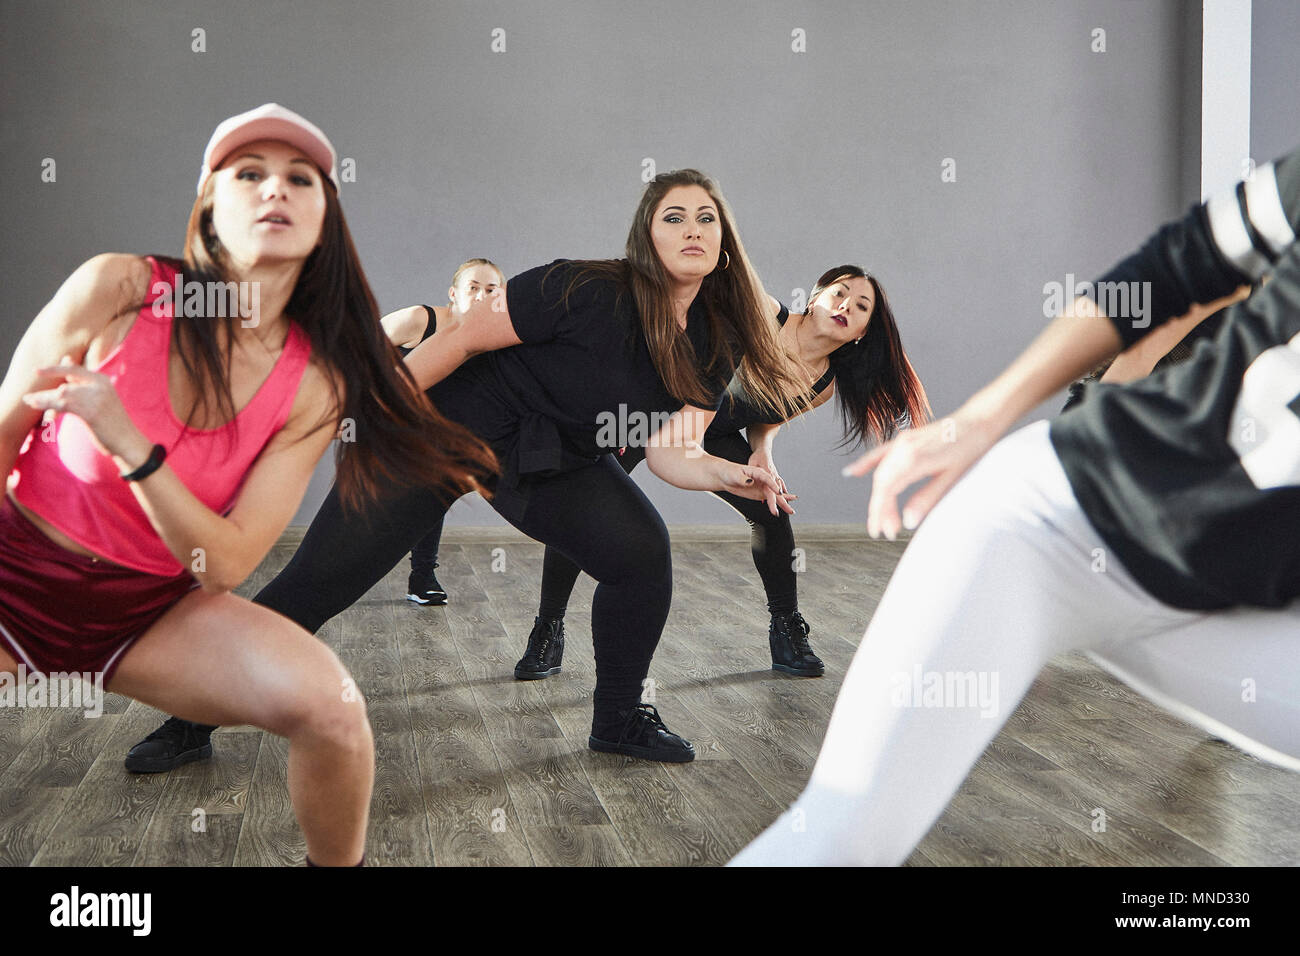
[1,0,1204,527]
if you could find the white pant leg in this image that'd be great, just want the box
[1090,605,1300,772]
[731,420,1299,866]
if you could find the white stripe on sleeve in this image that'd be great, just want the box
[1206,190,1271,279]
[1244,162,1298,258]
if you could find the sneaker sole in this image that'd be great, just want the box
[124,742,214,774]
[514,665,561,680]
[772,663,825,677]
[406,593,448,606]
[588,735,696,763]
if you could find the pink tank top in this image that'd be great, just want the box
[9,256,312,576]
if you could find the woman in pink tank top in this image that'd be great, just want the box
[0,104,496,866]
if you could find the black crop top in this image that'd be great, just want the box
[708,305,835,436]
[396,305,437,358]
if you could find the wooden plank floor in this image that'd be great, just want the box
[2,528,1298,866]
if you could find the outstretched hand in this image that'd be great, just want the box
[844,411,1000,539]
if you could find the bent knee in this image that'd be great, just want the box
[606,525,671,584]
[289,688,372,753]
[267,658,372,751]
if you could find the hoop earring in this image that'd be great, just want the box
[720,250,730,271]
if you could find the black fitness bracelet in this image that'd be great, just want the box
[120,444,167,482]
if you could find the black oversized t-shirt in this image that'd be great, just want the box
[427,260,735,517]
[1050,149,1300,610]
[500,259,732,451]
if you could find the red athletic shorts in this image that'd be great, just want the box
[0,495,198,681]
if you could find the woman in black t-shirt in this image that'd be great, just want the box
[248,168,805,764]
[514,265,930,683]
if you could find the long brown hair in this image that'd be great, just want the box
[561,169,803,412]
[808,266,932,448]
[169,170,497,511]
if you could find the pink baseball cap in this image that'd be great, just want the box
[197,103,339,195]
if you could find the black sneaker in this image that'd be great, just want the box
[769,611,824,677]
[513,617,564,680]
[589,703,696,763]
[407,564,448,605]
[124,717,217,773]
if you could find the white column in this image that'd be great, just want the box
[1201,0,1253,199]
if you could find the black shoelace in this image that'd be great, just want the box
[781,614,815,658]
[523,620,557,663]
[624,703,667,740]
[409,559,439,579]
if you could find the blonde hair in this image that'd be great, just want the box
[451,257,505,288]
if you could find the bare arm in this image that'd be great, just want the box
[645,404,792,515]
[7,254,343,591]
[119,364,338,591]
[747,420,780,456]
[851,151,1300,539]
[1099,285,1249,383]
[22,350,340,593]
[743,378,834,495]
[847,297,1123,539]
[402,294,523,391]
[0,253,147,481]
[960,299,1123,434]
[380,305,430,350]
[744,420,786,497]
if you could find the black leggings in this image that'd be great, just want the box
[408,515,444,574]
[253,453,671,730]
[536,431,799,620]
